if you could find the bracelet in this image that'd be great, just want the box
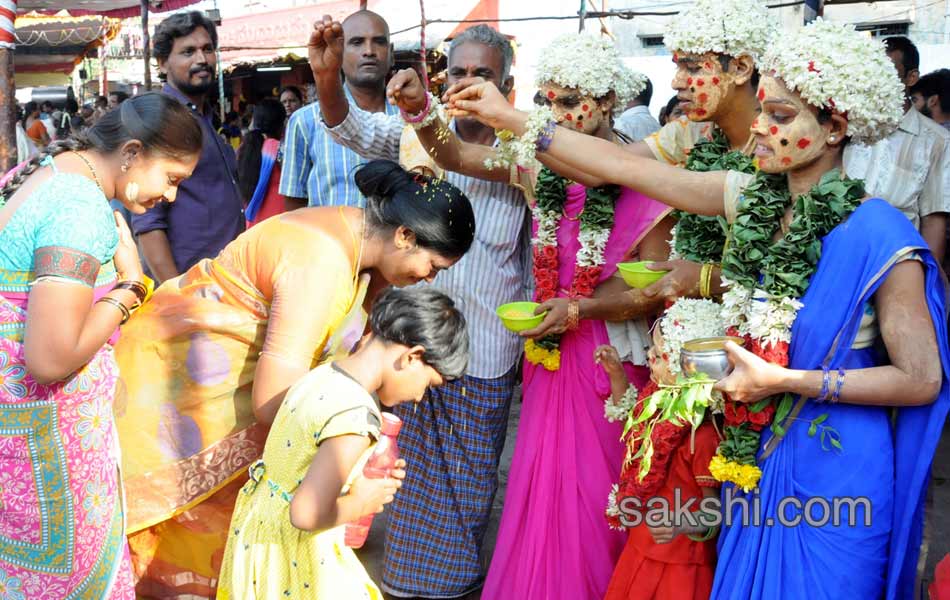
[535,118,558,153]
[565,299,580,331]
[831,367,845,403]
[699,263,713,298]
[402,93,442,130]
[113,280,147,303]
[817,366,831,402]
[97,296,131,325]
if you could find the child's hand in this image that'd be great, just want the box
[348,471,403,516]
[647,522,678,544]
[594,345,624,376]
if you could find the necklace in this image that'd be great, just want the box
[72,152,103,193]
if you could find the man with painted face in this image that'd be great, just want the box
[131,11,244,283]
[843,36,950,263]
[308,17,529,600]
[280,10,398,209]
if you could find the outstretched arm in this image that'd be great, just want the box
[308,16,349,128]
[448,81,728,217]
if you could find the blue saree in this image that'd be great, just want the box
[712,199,950,600]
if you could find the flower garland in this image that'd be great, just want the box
[671,128,756,263]
[606,380,692,530]
[711,168,863,491]
[485,106,555,171]
[527,167,620,371]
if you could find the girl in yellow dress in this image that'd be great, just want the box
[217,286,469,599]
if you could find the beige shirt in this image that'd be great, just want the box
[643,117,718,165]
[843,107,950,229]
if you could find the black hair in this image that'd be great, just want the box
[369,287,469,379]
[237,98,286,203]
[884,36,919,74]
[912,68,950,114]
[40,101,53,111]
[355,160,475,260]
[1,92,203,200]
[22,101,37,124]
[279,86,304,102]
[65,98,79,114]
[109,91,129,104]
[659,94,680,125]
[95,95,108,108]
[635,77,653,106]
[716,53,760,88]
[152,11,218,63]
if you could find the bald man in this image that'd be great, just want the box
[280,10,397,208]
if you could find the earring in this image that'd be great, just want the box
[828,136,837,143]
[121,163,129,173]
[125,181,140,202]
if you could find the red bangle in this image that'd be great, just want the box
[401,93,432,124]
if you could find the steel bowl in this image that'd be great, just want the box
[679,336,745,380]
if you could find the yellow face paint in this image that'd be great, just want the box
[537,81,610,135]
[671,51,734,121]
[750,76,831,173]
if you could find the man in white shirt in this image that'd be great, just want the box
[844,36,950,262]
[614,76,661,142]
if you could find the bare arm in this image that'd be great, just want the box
[289,435,405,532]
[449,82,727,216]
[718,260,942,406]
[251,356,309,424]
[24,215,143,383]
[920,213,947,265]
[138,230,180,283]
[308,17,349,128]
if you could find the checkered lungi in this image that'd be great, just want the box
[381,369,518,598]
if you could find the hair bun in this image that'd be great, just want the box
[355,159,415,200]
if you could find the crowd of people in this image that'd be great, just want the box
[0,1,949,599]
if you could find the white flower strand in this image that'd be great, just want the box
[605,384,639,424]
[575,228,611,268]
[535,34,646,116]
[763,19,904,145]
[664,0,777,61]
[485,105,555,171]
[659,298,728,375]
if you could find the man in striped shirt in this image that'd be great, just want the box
[310,18,529,599]
[279,10,398,209]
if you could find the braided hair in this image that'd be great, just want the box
[0,93,203,204]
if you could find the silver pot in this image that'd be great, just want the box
[679,336,745,380]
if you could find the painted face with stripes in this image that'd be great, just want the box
[535,82,613,135]
[750,75,830,173]
[671,51,733,121]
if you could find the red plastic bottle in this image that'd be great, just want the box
[344,412,402,548]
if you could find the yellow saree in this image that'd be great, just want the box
[114,210,369,597]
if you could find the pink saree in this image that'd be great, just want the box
[482,184,669,600]
[0,276,135,599]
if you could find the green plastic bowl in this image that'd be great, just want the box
[496,301,545,333]
[616,261,668,288]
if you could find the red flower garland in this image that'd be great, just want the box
[532,247,604,302]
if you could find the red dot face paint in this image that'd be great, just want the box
[587,112,593,118]
[698,93,709,104]
[547,91,556,100]
[752,118,759,128]
[704,62,713,70]
[696,79,705,87]
[687,77,693,86]
[781,157,792,165]
[757,88,766,101]
[769,125,779,135]
[564,113,573,121]
[582,104,589,112]
[575,122,583,129]
[712,77,720,85]
[796,138,812,149]
[695,108,707,117]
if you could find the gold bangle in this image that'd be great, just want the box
[566,299,580,331]
[113,280,148,303]
[699,263,712,298]
[97,296,131,325]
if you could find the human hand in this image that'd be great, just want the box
[308,16,344,77]
[387,69,429,114]
[713,341,786,403]
[446,81,523,131]
[641,260,703,302]
[647,522,678,544]
[113,212,143,282]
[520,298,571,339]
[441,77,488,103]
[348,459,406,516]
[594,345,624,377]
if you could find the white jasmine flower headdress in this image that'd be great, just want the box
[664,0,777,61]
[535,33,647,115]
[763,18,904,145]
